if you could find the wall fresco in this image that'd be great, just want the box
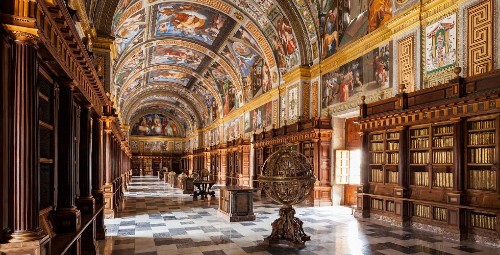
[207,62,238,115]
[425,13,457,74]
[244,101,273,132]
[224,117,241,141]
[131,113,181,137]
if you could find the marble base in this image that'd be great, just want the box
[0,235,50,254]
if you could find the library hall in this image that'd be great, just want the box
[0,0,499,254]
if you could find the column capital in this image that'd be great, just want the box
[3,24,39,44]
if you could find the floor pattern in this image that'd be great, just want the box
[98,176,498,255]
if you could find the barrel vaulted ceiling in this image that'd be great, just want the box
[99,0,319,137]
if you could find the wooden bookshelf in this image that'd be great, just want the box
[466,116,498,192]
[357,71,500,244]
[38,72,56,211]
[368,130,400,184]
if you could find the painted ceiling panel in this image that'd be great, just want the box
[109,0,316,137]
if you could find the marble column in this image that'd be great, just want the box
[76,106,95,215]
[51,82,81,232]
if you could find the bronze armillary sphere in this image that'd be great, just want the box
[258,145,316,248]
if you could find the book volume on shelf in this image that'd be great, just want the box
[471,213,497,230]
[433,172,453,188]
[469,170,497,190]
[387,141,399,150]
[469,148,496,164]
[411,152,430,164]
[371,169,384,183]
[412,128,429,136]
[371,153,384,164]
[434,126,453,134]
[413,172,429,186]
[470,120,495,130]
[371,142,384,151]
[387,171,398,184]
[386,201,395,212]
[433,136,453,147]
[411,138,430,149]
[432,151,453,164]
[371,199,383,210]
[433,207,447,221]
[469,132,495,145]
[414,204,431,218]
[386,153,399,164]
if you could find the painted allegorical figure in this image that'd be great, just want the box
[368,0,392,32]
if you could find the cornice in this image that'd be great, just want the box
[130,136,185,142]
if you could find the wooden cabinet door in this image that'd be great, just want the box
[344,184,358,206]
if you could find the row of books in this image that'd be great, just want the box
[433,207,447,221]
[371,199,384,210]
[468,132,495,145]
[434,125,453,134]
[411,128,429,136]
[433,151,454,164]
[372,134,384,141]
[433,136,454,148]
[414,204,431,218]
[371,153,384,164]
[371,142,384,151]
[371,169,384,182]
[469,147,496,164]
[386,201,395,212]
[469,170,497,190]
[469,120,496,130]
[471,213,497,230]
[387,141,399,150]
[386,153,399,164]
[413,172,430,186]
[411,138,430,149]
[433,172,454,188]
[387,171,399,184]
[387,132,400,139]
[411,152,430,164]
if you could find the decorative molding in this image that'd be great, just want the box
[311,80,319,117]
[302,81,310,119]
[462,0,494,77]
[397,35,416,92]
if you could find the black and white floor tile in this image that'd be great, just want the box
[98,176,498,255]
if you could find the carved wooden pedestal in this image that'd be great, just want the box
[103,183,115,219]
[218,186,256,222]
[182,177,195,194]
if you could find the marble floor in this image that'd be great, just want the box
[98,176,498,255]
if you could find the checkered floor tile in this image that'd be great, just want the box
[98,176,498,255]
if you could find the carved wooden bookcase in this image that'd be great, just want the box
[357,70,500,245]
[38,68,58,237]
[225,138,250,186]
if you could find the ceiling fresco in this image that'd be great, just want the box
[110,0,318,136]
